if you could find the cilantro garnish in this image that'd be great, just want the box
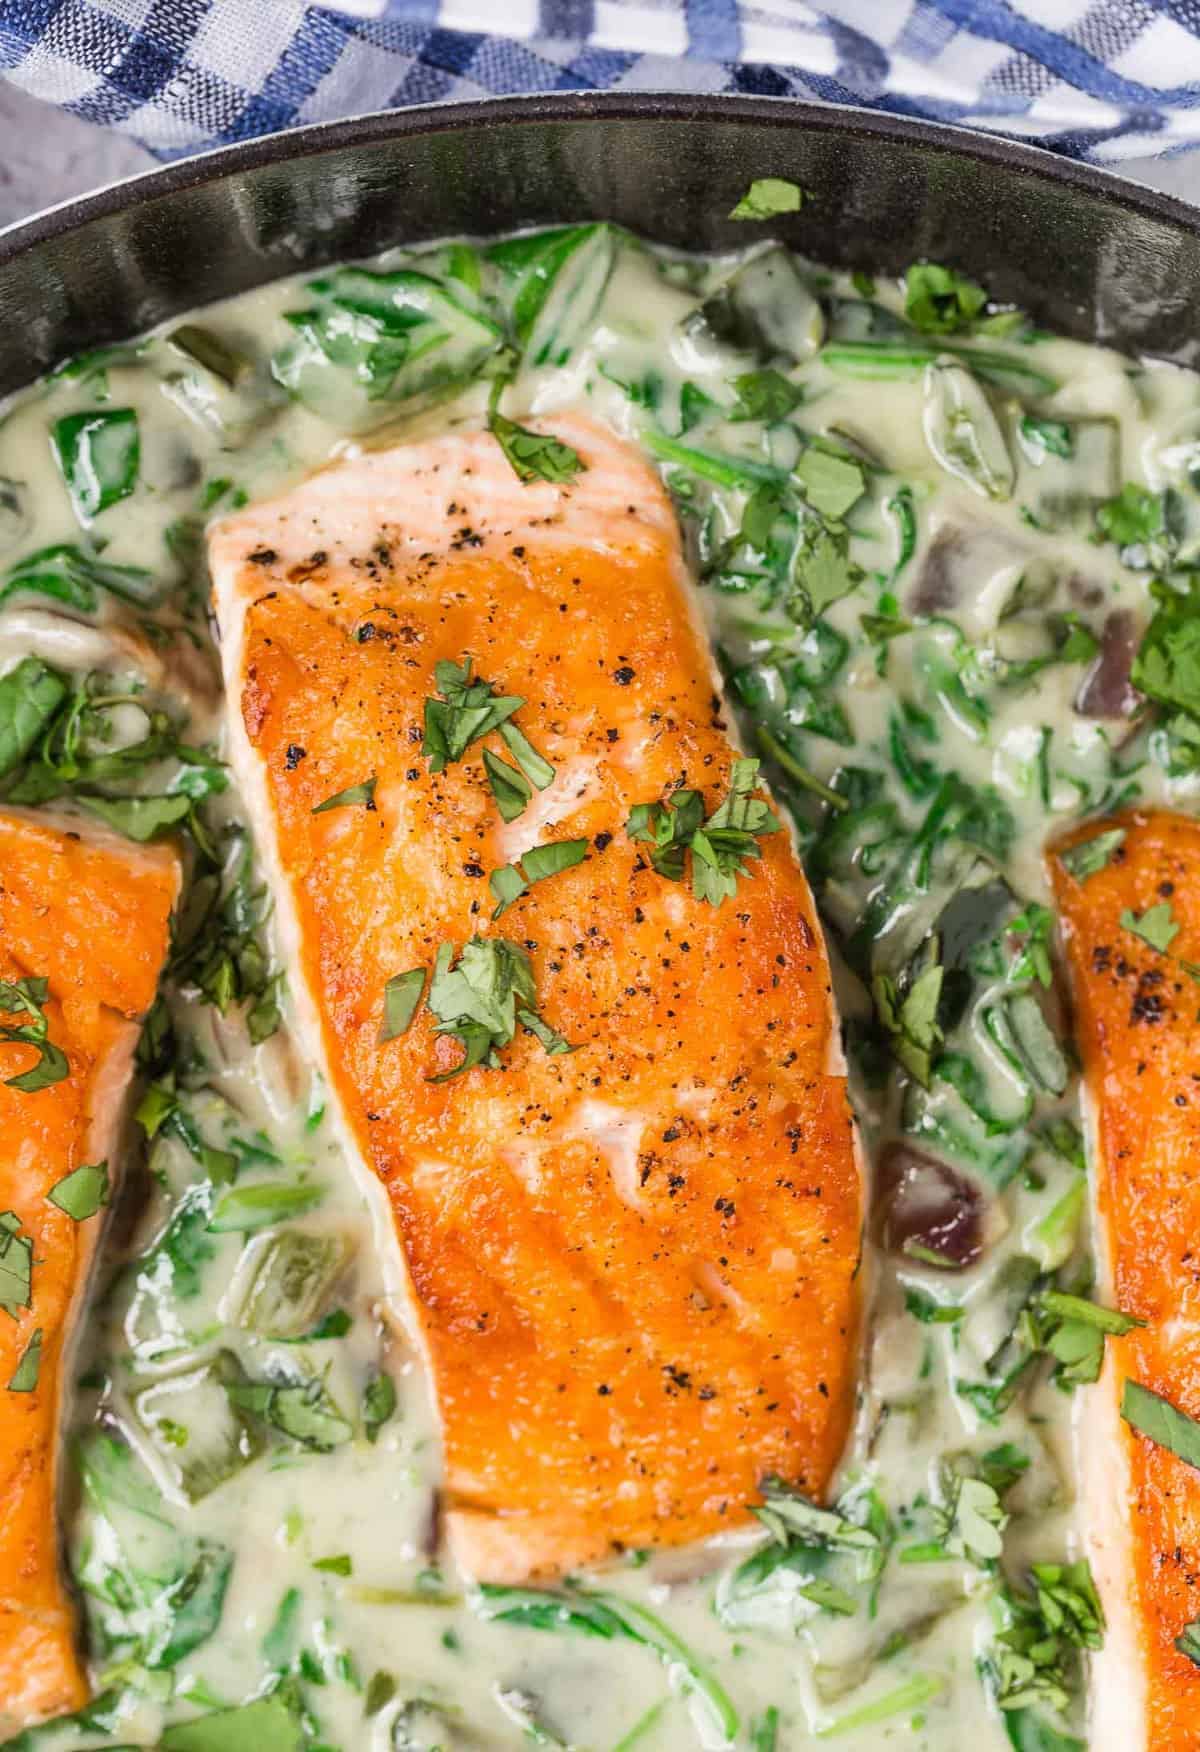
[426,938,572,1082]
[729,179,804,221]
[1058,827,1125,883]
[872,962,943,1088]
[794,447,865,520]
[48,1161,109,1221]
[0,1211,33,1317]
[1038,1290,1141,1388]
[0,976,68,1092]
[7,1328,41,1393]
[1177,1616,1200,1669]
[987,1559,1103,1718]
[904,263,988,335]
[1122,1378,1200,1469]
[1120,900,1179,955]
[420,656,557,807]
[730,370,802,423]
[379,968,426,1042]
[1132,575,1200,718]
[1095,483,1169,564]
[791,525,861,623]
[490,837,589,920]
[482,749,532,823]
[625,758,780,907]
[311,776,376,814]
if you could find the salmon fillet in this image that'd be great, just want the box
[1052,809,1200,1750]
[210,413,863,1581]
[0,809,178,1732]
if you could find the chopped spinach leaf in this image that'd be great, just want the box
[873,962,943,1087]
[160,1694,304,1752]
[226,1374,353,1452]
[207,1180,323,1233]
[1020,415,1074,460]
[0,658,68,780]
[1,543,159,613]
[170,825,281,1042]
[0,1218,35,1320]
[477,1585,739,1744]
[490,411,584,485]
[52,408,140,522]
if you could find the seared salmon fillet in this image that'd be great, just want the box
[1052,810,1200,1750]
[0,809,178,1731]
[210,414,863,1581]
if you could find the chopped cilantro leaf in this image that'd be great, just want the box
[731,369,803,423]
[490,837,589,919]
[626,759,780,907]
[795,447,865,520]
[1058,828,1125,882]
[426,937,570,1081]
[873,962,943,1087]
[1176,1616,1200,1669]
[1122,1378,1200,1469]
[421,656,524,774]
[0,1212,32,1318]
[1132,577,1200,718]
[1120,900,1179,954]
[498,720,555,789]
[482,748,533,823]
[729,179,804,221]
[7,1327,41,1393]
[311,775,376,814]
[380,968,426,1042]
[0,976,68,1093]
[48,1160,109,1220]
[904,263,988,335]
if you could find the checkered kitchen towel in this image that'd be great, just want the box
[1,0,1198,163]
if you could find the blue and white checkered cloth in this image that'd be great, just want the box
[1,0,1198,163]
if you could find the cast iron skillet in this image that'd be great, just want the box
[0,93,1199,401]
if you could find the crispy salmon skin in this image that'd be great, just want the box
[1052,809,1200,1749]
[0,809,178,1731]
[210,414,863,1581]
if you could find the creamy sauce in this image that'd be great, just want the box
[0,223,1193,1752]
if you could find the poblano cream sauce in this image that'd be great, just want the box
[0,213,1194,1752]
